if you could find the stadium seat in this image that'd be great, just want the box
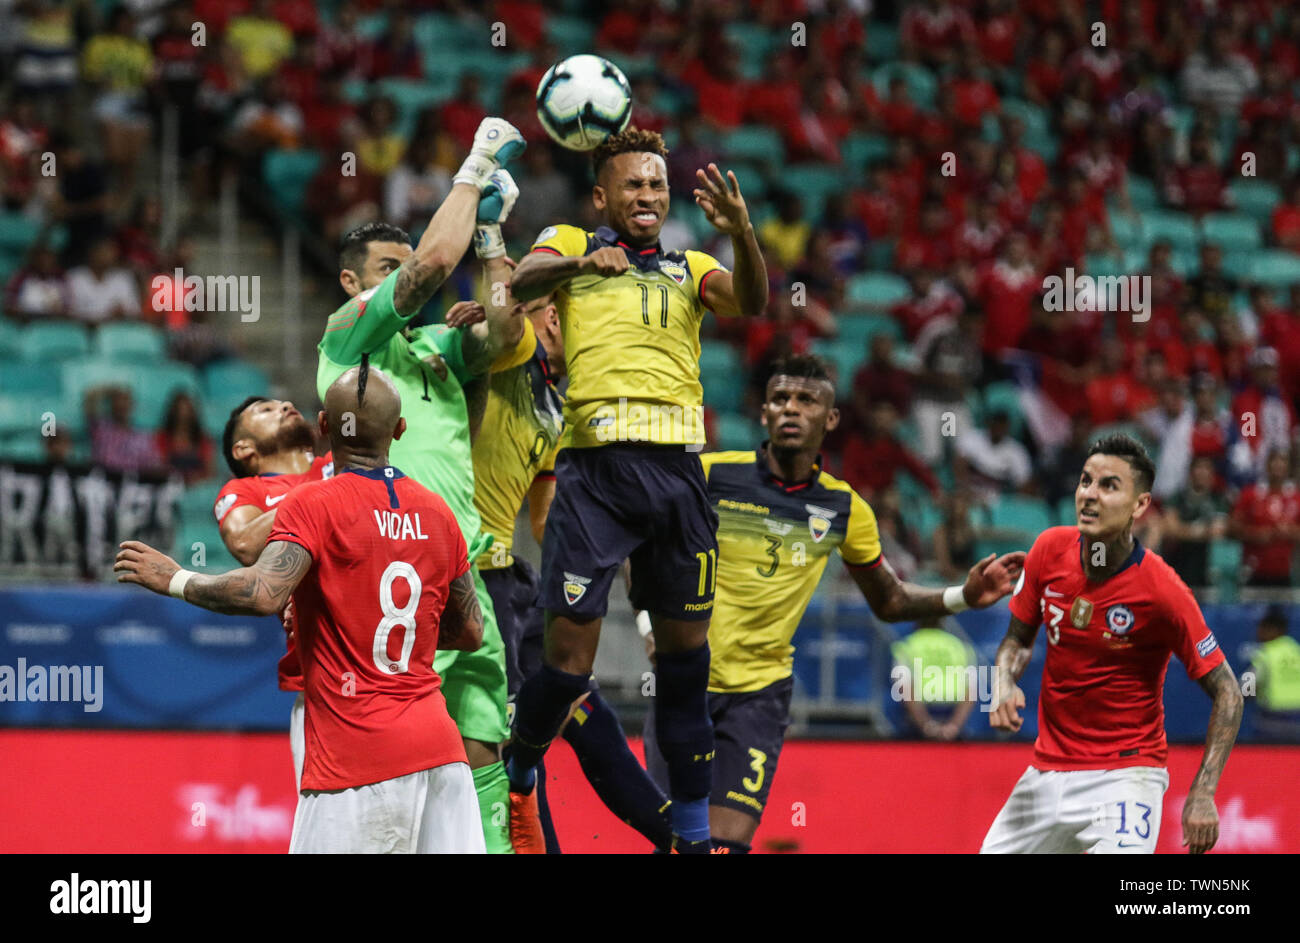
[1220,250,1255,281]
[262,149,323,221]
[837,312,903,353]
[699,340,745,412]
[0,318,20,360]
[865,25,900,63]
[416,13,488,53]
[1084,251,1128,278]
[720,125,784,165]
[0,211,41,255]
[356,11,389,38]
[809,338,863,396]
[1108,212,1144,250]
[0,361,62,400]
[1201,213,1262,252]
[0,429,44,463]
[1248,250,1300,289]
[0,393,43,435]
[714,411,758,452]
[546,15,595,53]
[871,63,937,110]
[727,161,767,203]
[1057,496,1077,526]
[20,321,89,362]
[135,362,204,429]
[203,360,272,417]
[1208,539,1243,598]
[999,98,1049,137]
[846,271,910,308]
[725,24,773,78]
[174,519,241,573]
[1140,210,1200,250]
[840,133,891,175]
[1124,176,1159,210]
[94,322,166,362]
[988,494,1052,537]
[980,381,1025,436]
[782,164,842,220]
[1229,179,1282,224]
[375,78,459,136]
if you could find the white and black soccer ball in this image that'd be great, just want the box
[535,54,633,152]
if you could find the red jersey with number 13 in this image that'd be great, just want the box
[1008,526,1225,771]
[269,466,469,791]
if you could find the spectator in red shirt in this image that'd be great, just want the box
[955,197,1006,265]
[1230,448,1300,587]
[680,48,747,131]
[895,202,955,275]
[891,267,964,340]
[367,9,422,80]
[440,73,488,153]
[271,0,318,36]
[300,70,358,152]
[851,333,914,419]
[978,0,1021,68]
[878,76,920,137]
[1085,336,1157,426]
[840,400,941,503]
[977,232,1040,354]
[315,0,365,77]
[1229,346,1296,483]
[1189,374,1230,463]
[1164,132,1228,216]
[1271,176,1300,254]
[900,0,975,69]
[853,164,903,242]
[492,0,546,50]
[946,45,1000,130]
[1024,28,1067,106]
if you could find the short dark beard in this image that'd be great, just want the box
[270,416,316,455]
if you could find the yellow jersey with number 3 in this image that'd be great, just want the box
[529,223,730,448]
[702,449,884,693]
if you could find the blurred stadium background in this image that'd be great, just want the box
[2,0,1300,852]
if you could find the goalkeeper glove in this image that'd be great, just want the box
[473,169,519,260]
[454,117,526,191]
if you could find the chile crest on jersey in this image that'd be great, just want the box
[1105,603,1136,636]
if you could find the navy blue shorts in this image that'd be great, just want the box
[539,444,719,622]
[644,676,794,822]
[481,558,544,697]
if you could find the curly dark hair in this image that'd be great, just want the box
[1086,433,1157,494]
[591,126,670,180]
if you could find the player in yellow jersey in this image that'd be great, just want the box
[643,355,1026,852]
[504,127,769,852]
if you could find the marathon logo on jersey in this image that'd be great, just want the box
[1197,632,1219,658]
[213,493,237,523]
[806,504,837,542]
[659,261,688,285]
[1105,604,1136,636]
[563,572,591,606]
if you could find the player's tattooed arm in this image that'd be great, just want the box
[114,539,312,617]
[1184,661,1242,854]
[989,616,1039,732]
[438,570,484,651]
[391,184,480,317]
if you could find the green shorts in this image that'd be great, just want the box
[435,566,509,744]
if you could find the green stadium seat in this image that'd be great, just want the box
[1208,538,1243,598]
[179,483,221,527]
[0,430,45,463]
[0,211,41,255]
[415,13,487,53]
[721,125,784,165]
[1085,251,1128,278]
[980,381,1025,436]
[871,63,937,110]
[1141,210,1200,250]
[203,360,273,423]
[0,361,62,399]
[699,341,744,412]
[376,78,458,136]
[836,312,903,353]
[865,25,900,63]
[20,321,89,362]
[714,411,758,452]
[727,162,767,204]
[781,163,843,220]
[1124,176,1159,210]
[988,494,1052,536]
[864,239,895,269]
[0,394,44,435]
[1201,213,1262,252]
[1229,179,1282,224]
[94,322,166,362]
[1248,250,1300,288]
[356,11,389,39]
[999,98,1049,137]
[913,493,945,542]
[724,24,774,78]
[1220,250,1255,281]
[1057,496,1077,526]
[1108,212,1144,250]
[0,319,20,359]
[133,362,203,429]
[840,133,891,174]
[546,15,595,53]
[262,149,323,220]
[1020,128,1058,163]
[809,338,863,396]
[846,271,910,308]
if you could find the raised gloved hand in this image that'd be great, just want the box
[454,117,526,191]
[473,169,519,260]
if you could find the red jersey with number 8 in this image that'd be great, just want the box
[269,466,469,791]
[1008,526,1225,772]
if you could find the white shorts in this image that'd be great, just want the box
[289,763,485,854]
[981,765,1170,854]
[289,693,305,791]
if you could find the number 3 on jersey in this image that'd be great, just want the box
[373,560,421,673]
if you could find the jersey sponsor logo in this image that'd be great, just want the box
[535,226,558,244]
[1070,596,1093,629]
[1105,604,1135,636]
[1197,633,1219,658]
[563,572,591,606]
[765,519,794,536]
[214,493,237,522]
[659,261,688,285]
[805,504,837,543]
[1044,585,1065,598]
[266,494,286,507]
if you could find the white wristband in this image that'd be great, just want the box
[943,585,969,613]
[635,610,653,638]
[473,223,505,259]
[169,569,195,600]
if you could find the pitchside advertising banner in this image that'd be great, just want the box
[1,732,1296,853]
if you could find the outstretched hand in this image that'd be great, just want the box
[445,300,487,328]
[962,552,1027,609]
[694,163,751,236]
[114,540,181,596]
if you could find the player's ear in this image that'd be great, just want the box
[592,183,606,212]
[545,303,560,332]
[317,411,328,438]
[230,438,255,468]
[339,268,360,297]
[1133,490,1152,519]
[393,417,407,441]
[825,405,841,433]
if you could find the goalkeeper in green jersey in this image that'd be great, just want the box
[316,117,530,853]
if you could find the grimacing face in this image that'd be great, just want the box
[234,399,314,461]
[593,151,669,246]
[1076,453,1150,543]
[763,375,839,453]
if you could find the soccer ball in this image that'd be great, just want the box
[536,54,633,152]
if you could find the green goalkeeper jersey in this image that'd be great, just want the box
[316,270,482,545]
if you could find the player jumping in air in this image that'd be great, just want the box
[505,127,768,852]
[642,355,1025,852]
[117,366,487,853]
[983,433,1242,854]
[214,396,333,787]
[316,116,529,853]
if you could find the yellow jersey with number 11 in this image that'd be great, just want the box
[528,224,731,449]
